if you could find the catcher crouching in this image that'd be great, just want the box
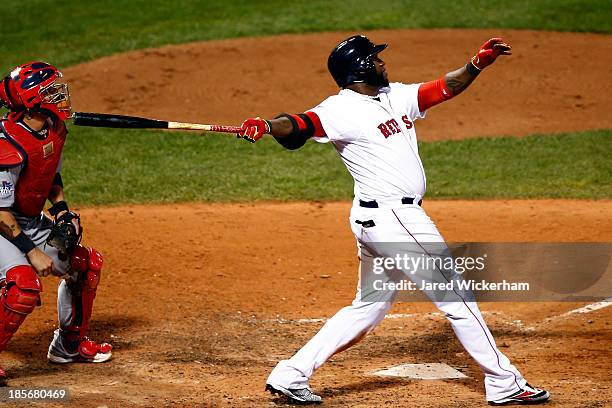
[0,62,111,385]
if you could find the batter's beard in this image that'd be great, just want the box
[368,71,389,87]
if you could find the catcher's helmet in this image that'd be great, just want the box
[327,35,388,88]
[0,62,72,120]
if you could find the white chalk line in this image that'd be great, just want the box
[525,297,612,329]
[560,297,612,316]
[263,298,611,327]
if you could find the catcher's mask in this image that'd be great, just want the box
[0,61,72,120]
[327,35,388,88]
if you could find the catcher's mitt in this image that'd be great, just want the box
[47,211,82,255]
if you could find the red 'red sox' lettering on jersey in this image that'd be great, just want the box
[401,115,413,129]
[377,123,391,138]
[378,116,413,138]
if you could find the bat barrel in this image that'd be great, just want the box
[72,112,167,129]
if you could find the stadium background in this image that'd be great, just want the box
[0,1,610,406]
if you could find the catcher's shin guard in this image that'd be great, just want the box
[0,266,42,351]
[61,246,104,350]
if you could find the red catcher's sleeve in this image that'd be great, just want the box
[0,138,24,169]
[417,78,454,112]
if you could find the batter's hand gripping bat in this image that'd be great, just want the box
[71,112,242,134]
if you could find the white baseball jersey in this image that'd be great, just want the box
[311,82,426,203]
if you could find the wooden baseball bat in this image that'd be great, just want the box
[71,112,242,133]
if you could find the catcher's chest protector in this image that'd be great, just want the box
[0,118,66,217]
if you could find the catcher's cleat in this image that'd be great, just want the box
[266,383,322,405]
[488,383,550,406]
[0,366,7,387]
[47,329,112,364]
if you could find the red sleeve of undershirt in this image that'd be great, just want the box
[417,78,454,112]
[302,111,326,137]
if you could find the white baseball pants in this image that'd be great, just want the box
[267,203,527,401]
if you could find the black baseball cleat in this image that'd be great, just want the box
[266,383,322,405]
[488,383,550,405]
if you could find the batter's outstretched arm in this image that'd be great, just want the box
[418,38,511,112]
[443,66,478,96]
[266,117,293,138]
[237,112,325,149]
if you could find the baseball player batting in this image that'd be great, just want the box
[0,62,111,385]
[237,36,550,405]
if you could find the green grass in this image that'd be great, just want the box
[2,1,609,203]
[422,130,611,199]
[60,129,611,205]
[1,0,610,72]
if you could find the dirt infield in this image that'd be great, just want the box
[66,29,612,141]
[4,200,611,407]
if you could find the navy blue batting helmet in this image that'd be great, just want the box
[327,35,388,88]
